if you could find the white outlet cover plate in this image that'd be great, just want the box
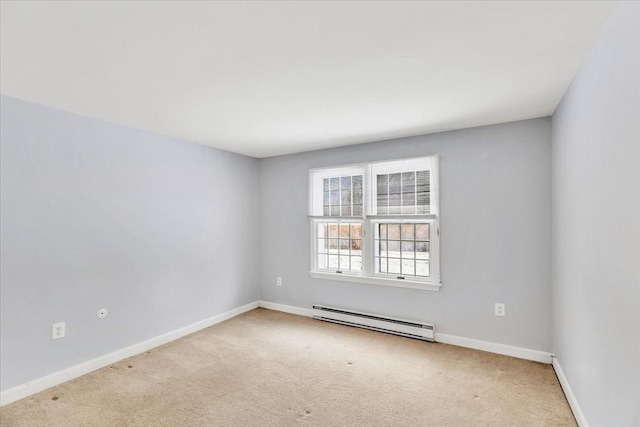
[51,322,65,340]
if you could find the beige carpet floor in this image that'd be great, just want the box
[0,308,575,426]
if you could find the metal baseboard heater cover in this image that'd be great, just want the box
[311,305,434,342]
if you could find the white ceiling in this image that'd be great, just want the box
[1,1,616,158]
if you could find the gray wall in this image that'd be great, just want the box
[0,96,260,391]
[551,2,640,425]
[259,118,552,352]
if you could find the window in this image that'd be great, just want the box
[309,156,440,291]
[316,221,362,273]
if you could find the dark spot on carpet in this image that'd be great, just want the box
[305,410,311,415]
[347,362,353,365]
[51,396,59,401]
[128,365,134,368]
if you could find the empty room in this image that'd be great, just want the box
[0,1,638,426]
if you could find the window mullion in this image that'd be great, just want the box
[363,218,373,277]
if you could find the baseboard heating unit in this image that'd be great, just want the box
[311,305,434,341]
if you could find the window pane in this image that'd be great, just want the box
[351,256,362,271]
[353,176,363,216]
[330,177,340,190]
[402,260,415,276]
[328,238,338,250]
[328,255,339,269]
[317,238,328,253]
[416,241,429,259]
[402,172,416,214]
[318,223,327,238]
[317,253,328,269]
[416,223,429,240]
[379,224,387,239]
[416,170,430,214]
[378,240,387,257]
[416,260,430,277]
[328,224,339,238]
[339,256,350,270]
[377,175,388,214]
[378,257,387,273]
[341,176,351,190]
[401,223,415,240]
[339,224,350,238]
[350,224,362,239]
[330,190,340,216]
[388,224,400,240]
[341,177,351,216]
[388,173,401,214]
[388,258,401,274]
[323,179,330,216]
[401,241,415,255]
[388,240,400,254]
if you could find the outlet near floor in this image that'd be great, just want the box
[494,303,506,317]
[51,322,65,340]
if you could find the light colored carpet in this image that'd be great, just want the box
[0,308,575,426]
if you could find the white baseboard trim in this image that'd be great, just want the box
[259,301,312,317]
[259,301,553,364]
[434,333,553,364]
[0,301,260,407]
[3,300,555,407]
[552,357,587,426]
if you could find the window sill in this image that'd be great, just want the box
[308,271,441,292]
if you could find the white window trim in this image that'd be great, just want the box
[369,156,439,217]
[308,165,365,217]
[308,155,441,292]
[367,218,440,286]
[308,271,442,291]
[309,217,365,274]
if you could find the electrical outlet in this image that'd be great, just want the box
[495,303,506,317]
[51,322,65,340]
[276,277,282,287]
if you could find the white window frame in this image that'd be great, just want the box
[308,156,441,291]
[310,218,364,275]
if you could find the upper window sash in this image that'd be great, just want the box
[309,165,365,217]
[309,156,439,218]
[369,156,439,217]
